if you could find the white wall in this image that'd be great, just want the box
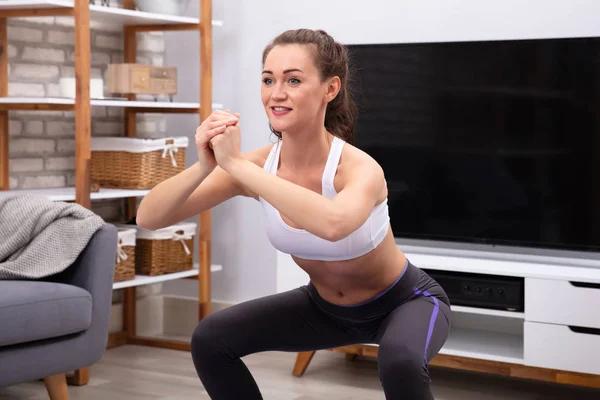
[164,0,600,303]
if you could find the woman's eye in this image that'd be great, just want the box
[262,78,273,85]
[289,78,300,84]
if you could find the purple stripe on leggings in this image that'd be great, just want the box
[413,288,439,382]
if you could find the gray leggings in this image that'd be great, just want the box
[191,260,452,399]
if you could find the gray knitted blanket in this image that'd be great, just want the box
[0,194,106,280]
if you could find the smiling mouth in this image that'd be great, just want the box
[271,106,292,115]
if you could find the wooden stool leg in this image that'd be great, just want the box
[67,367,89,386]
[43,373,69,400]
[293,351,316,377]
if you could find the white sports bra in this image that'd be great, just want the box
[258,136,390,261]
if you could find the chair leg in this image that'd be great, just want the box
[293,351,316,377]
[43,373,69,400]
[67,367,89,386]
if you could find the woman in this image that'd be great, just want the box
[137,28,451,400]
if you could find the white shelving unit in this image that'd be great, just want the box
[403,245,600,380]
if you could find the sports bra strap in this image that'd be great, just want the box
[322,136,344,196]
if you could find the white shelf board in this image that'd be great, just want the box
[0,0,74,8]
[112,263,223,290]
[0,0,224,27]
[0,97,224,110]
[451,305,525,319]
[88,4,198,26]
[0,187,149,201]
[440,328,523,364]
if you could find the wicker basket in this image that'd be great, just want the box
[118,222,196,276]
[90,136,188,190]
[114,227,136,282]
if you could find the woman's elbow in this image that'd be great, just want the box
[135,205,161,231]
[323,214,352,242]
[135,212,153,230]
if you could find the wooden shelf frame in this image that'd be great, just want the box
[0,0,216,385]
[108,0,215,357]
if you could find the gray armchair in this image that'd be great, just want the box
[0,223,117,398]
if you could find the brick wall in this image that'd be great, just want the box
[6,11,169,220]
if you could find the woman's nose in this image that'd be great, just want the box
[272,83,287,99]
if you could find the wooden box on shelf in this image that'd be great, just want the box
[116,222,196,276]
[90,136,188,190]
[107,64,177,97]
[114,227,137,282]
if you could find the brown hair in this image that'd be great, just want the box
[262,29,357,144]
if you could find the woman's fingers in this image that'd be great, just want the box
[203,119,236,134]
[213,109,237,119]
[198,110,238,140]
[213,109,240,121]
[206,113,237,125]
[206,124,228,140]
[197,118,236,138]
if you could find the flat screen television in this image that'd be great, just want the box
[347,37,600,253]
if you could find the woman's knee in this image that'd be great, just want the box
[191,311,231,363]
[378,341,430,384]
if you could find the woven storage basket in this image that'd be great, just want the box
[114,227,136,282]
[118,222,196,276]
[90,136,188,190]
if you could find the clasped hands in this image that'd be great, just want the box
[195,109,242,171]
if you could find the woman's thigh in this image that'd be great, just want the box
[372,294,450,399]
[376,293,451,363]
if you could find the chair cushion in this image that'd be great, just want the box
[0,281,92,347]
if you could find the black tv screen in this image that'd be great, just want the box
[348,37,600,252]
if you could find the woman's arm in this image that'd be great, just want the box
[209,123,384,241]
[136,163,242,230]
[224,156,384,241]
[136,144,273,230]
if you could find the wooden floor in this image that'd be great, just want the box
[1,345,600,399]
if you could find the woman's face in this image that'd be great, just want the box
[261,44,329,134]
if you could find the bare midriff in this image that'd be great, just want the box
[293,226,408,306]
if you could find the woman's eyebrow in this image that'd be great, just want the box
[262,69,304,74]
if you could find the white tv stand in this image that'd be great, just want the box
[291,242,600,388]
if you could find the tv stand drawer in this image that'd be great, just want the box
[524,321,600,375]
[525,278,600,329]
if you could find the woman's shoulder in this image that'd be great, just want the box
[339,140,384,177]
[336,140,386,195]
